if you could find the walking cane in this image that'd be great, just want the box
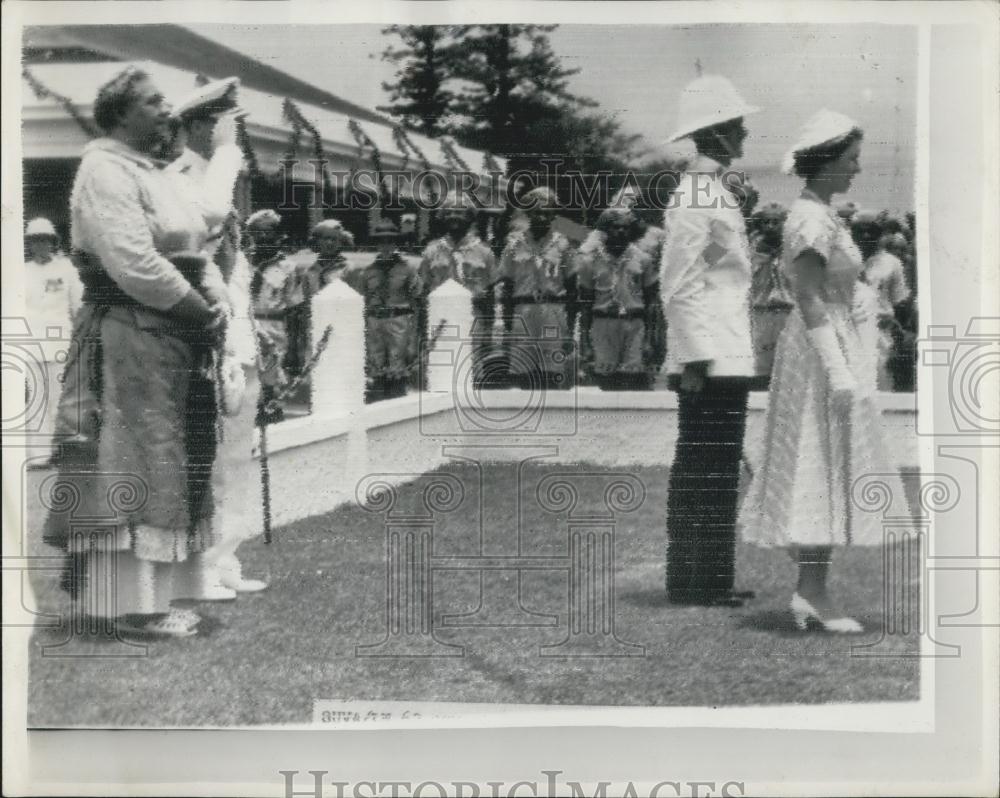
[258,417,273,544]
[256,325,334,545]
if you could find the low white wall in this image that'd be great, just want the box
[257,277,918,526]
[261,388,918,527]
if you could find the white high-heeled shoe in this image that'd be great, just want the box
[790,593,864,634]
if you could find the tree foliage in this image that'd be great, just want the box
[378,25,456,137]
[380,24,646,220]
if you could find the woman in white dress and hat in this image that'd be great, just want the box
[739,110,904,632]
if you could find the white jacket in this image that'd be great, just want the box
[660,156,756,377]
[166,147,256,366]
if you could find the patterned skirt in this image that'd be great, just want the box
[43,306,218,563]
[739,305,906,547]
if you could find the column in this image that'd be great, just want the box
[537,472,646,657]
[355,473,466,657]
[850,472,961,657]
[438,445,561,628]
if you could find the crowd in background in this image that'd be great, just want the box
[24,181,920,424]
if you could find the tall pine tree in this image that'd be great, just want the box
[447,24,596,157]
[378,25,456,137]
[380,24,645,221]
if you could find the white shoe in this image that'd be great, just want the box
[790,593,864,634]
[195,584,238,601]
[218,573,268,593]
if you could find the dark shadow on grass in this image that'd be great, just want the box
[618,589,673,609]
[737,609,808,636]
[738,610,887,640]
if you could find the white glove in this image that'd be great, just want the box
[219,355,247,417]
[211,111,239,151]
[202,143,245,222]
[851,282,875,327]
[807,324,856,393]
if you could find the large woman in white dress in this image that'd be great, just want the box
[739,110,905,632]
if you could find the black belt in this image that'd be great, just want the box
[255,311,287,321]
[513,295,565,305]
[75,249,207,311]
[369,307,414,319]
[592,308,646,320]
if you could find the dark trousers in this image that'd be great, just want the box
[665,378,749,601]
[471,295,496,389]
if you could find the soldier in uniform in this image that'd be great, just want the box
[498,187,576,390]
[307,219,354,289]
[419,195,500,388]
[634,223,669,381]
[748,201,792,380]
[246,209,304,424]
[344,219,423,402]
[853,212,912,391]
[577,208,659,391]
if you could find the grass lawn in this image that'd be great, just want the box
[25,462,921,727]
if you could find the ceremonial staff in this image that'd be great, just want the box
[255,325,334,543]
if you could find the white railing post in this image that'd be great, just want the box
[310,278,365,417]
[310,277,369,500]
[426,278,474,398]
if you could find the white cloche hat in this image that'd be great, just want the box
[781,109,860,175]
[666,74,760,143]
[25,217,58,238]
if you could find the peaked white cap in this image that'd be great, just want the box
[781,109,860,175]
[172,76,241,120]
[666,74,760,142]
[25,217,58,238]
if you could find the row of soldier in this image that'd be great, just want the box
[242,187,671,414]
[23,186,918,439]
[748,198,917,392]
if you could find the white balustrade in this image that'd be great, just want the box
[309,277,366,418]
[425,277,474,397]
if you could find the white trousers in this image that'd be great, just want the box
[203,364,264,584]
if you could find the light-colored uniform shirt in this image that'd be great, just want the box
[344,252,423,312]
[576,233,658,314]
[419,233,499,298]
[499,229,575,300]
[660,155,755,376]
[750,235,793,309]
[25,254,83,347]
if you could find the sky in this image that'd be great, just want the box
[186,23,918,212]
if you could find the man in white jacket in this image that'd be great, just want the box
[167,77,268,600]
[660,74,760,607]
